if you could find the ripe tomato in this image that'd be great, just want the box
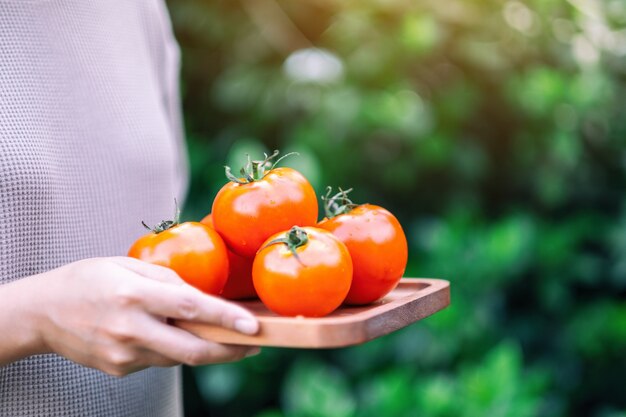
[128,220,229,295]
[201,214,256,300]
[317,188,408,305]
[212,151,318,258]
[253,226,352,317]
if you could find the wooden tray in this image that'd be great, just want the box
[177,278,450,349]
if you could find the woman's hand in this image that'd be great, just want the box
[0,257,260,376]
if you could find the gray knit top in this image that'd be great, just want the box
[0,1,188,415]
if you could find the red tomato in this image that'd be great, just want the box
[201,214,256,300]
[212,151,318,258]
[253,226,352,317]
[128,221,229,295]
[317,188,408,305]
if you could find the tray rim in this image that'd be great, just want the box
[249,277,448,324]
[177,277,450,348]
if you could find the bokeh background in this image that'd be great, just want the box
[165,0,626,415]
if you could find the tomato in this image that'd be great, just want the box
[253,226,352,317]
[212,151,318,258]
[201,214,256,300]
[128,220,229,295]
[317,188,408,305]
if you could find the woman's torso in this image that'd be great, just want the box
[0,1,187,415]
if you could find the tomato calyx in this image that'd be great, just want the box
[224,150,298,184]
[322,187,360,219]
[141,201,181,234]
[260,226,309,264]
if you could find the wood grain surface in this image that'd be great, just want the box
[176,278,450,348]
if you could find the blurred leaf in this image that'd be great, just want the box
[400,14,442,55]
[256,411,287,417]
[195,364,243,404]
[357,370,415,417]
[415,375,458,417]
[282,360,356,417]
[567,301,626,358]
[459,342,547,417]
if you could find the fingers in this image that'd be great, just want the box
[135,348,180,368]
[113,258,258,333]
[110,257,185,285]
[137,280,259,335]
[90,319,260,376]
[98,343,258,377]
[140,318,260,366]
[41,257,262,379]
[107,257,261,368]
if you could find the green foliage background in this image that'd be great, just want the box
[166,0,626,415]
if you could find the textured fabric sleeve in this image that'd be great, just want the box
[0,1,185,415]
[156,1,190,206]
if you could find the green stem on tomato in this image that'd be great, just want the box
[259,226,309,264]
[223,150,299,184]
[141,199,180,234]
[322,186,359,219]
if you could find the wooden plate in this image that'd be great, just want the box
[176,278,450,349]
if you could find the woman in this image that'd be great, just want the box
[0,1,258,416]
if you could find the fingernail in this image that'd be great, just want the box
[246,347,261,357]
[234,318,259,335]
